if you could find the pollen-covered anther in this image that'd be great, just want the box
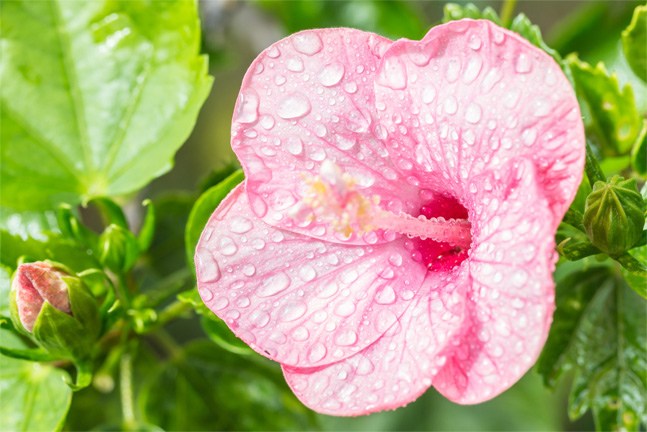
[293,161,472,248]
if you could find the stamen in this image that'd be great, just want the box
[292,161,471,249]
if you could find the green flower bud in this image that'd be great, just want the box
[9,261,101,361]
[583,176,646,256]
[98,224,139,273]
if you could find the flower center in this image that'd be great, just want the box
[291,161,472,265]
[415,195,471,271]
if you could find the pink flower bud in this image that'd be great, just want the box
[12,262,73,332]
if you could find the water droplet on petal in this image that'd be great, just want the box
[196,248,221,282]
[343,81,358,94]
[530,98,551,117]
[212,296,229,311]
[242,264,256,277]
[340,269,359,284]
[334,329,358,346]
[444,96,458,114]
[278,93,311,119]
[218,236,238,256]
[249,309,270,328]
[259,115,275,130]
[521,128,537,146]
[291,326,310,341]
[480,68,502,93]
[375,285,396,304]
[462,56,482,84]
[421,85,436,104]
[234,89,259,124]
[334,134,356,150]
[503,88,521,109]
[286,56,305,72]
[515,52,532,73]
[299,265,317,282]
[229,216,253,234]
[355,355,375,375]
[279,301,308,322]
[256,272,291,297]
[334,300,356,317]
[318,62,345,87]
[465,103,482,124]
[376,56,407,90]
[292,33,323,55]
[444,58,461,83]
[285,136,304,155]
[317,281,339,298]
[307,342,327,363]
[468,33,482,50]
[266,45,280,58]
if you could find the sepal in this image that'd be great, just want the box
[583,176,646,256]
[98,224,139,273]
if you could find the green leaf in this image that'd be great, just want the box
[0,229,99,273]
[0,329,73,432]
[622,4,647,83]
[441,3,501,24]
[0,0,213,211]
[0,265,12,317]
[539,263,647,431]
[621,245,647,299]
[256,0,426,40]
[145,193,194,277]
[200,316,254,356]
[137,199,156,252]
[631,120,647,176]
[537,265,614,387]
[568,279,647,431]
[85,197,128,230]
[0,207,59,241]
[177,287,213,318]
[185,170,244,271]
[509,13,561,63]
[556,223,601,261]
[568,55,641,156]
[139,341,318,431]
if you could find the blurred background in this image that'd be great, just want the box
[104,1,644,430]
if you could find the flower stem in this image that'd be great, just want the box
[150,329,183,361]
[500,0,517,27]
[120,343,137,431]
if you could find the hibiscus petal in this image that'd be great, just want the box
[374,19,584,222]
[232,28,421,245]
[282,268,468,416]
[432,158,556,403]
[195,183,427,368]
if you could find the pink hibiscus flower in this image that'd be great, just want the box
[195,19,584,415]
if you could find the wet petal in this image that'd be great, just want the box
[195,184,427,368]
[283,268,467,416]
[432,158,556,403]
[374,19,584,223]
[232,28,420,245]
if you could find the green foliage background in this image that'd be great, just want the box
[1,1,645,431]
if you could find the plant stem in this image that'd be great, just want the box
[150,329,183,360]
[116,273,132,309]
[146,267,193,307]
[120,345,137,431]
[500,0,517,27]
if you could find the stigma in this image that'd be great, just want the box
[290,161,472,249]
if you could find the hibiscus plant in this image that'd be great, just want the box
[1,1,645,431]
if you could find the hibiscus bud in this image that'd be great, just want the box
[98,224,139,273]
[9,261,101,360]
[583,176,646,256]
